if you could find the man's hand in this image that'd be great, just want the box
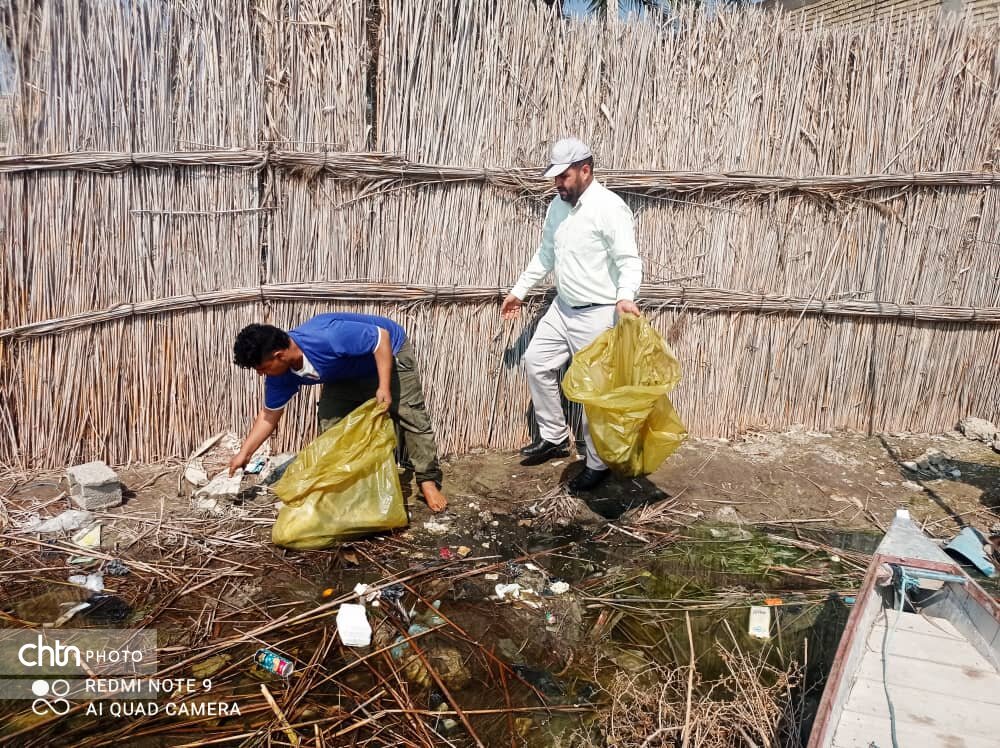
[375,387,392,409]
[500,294,523,320]
[228,453,248,477]
[616,299,641,317]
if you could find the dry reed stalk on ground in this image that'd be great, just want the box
[572,641,802,748]
[532,485,597,530]
[0,474,577,747]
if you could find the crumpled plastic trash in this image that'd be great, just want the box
[72,522,102,548]
[68,573,104,592]
[494,583,522,601]
[193,470,243,503]
[22,510,94,534]
[184,432,244,487]
[562,314,687,476]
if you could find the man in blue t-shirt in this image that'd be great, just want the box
[227,313,447,512]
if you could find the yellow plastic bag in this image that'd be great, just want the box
[562,315,687,477]
[271,399,408,549]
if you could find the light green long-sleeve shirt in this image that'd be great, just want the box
[510,180,642,307]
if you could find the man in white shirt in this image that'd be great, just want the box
[500,137,642,492]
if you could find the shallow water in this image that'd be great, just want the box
[1,522,875,746]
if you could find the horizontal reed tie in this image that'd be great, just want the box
[2,283,998,340]
[1,151,999,196]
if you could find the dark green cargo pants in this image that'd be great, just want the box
[316,340,443,487]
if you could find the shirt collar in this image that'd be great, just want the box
[571,179,599,210]
[292,351,320,380]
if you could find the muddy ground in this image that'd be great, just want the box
[443,428,1000,536]
[0,427,998,747]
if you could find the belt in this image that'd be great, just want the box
[571,303,613,310]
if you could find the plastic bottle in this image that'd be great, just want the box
[337,603,372,647]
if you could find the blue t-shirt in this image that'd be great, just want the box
[264,313,407,410]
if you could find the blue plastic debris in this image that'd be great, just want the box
[944,527,996,578]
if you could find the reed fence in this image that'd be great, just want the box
[1,0,999,468]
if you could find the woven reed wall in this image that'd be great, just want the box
[1,0,999,468]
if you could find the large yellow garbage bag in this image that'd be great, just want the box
[562,315,686,476]
[271,399,408,549]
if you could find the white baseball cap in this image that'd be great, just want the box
[542,137,593,178]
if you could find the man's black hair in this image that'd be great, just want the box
[573,156,594,170]
[233,324,290,368]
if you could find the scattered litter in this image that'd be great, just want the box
[255,649,294,677]
[481,542,490,548]
[763,597,783,606]
[184,432,244,488]
[259,453,295,485]
[748,605,771,639]
[245,456,267,474]
[104,559,131,577]
[43,601,91,629]
[193,470,243,503]
[901,480,925,492]
[184,463,209,487]
[322,588,335,598]
[494,583,522,601]
[944,527,996,578]
[548,581,570,595]
[69,556,98,566]
[68,573,104,592]
[81,594,131,624]
[456,546,471,558]
[22,509,94,534]
[72,522,102,549]
[545,612,556,625]
[506,562,525,577]
[439,547,453,560]
[337,603,372,647]
[949,469,962,479]
[379,585,408,621]
[484,573,499,581]
[354,583,370,596]
[423,520,450,536]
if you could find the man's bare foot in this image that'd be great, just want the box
[420,481,448,513]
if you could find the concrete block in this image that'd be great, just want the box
[66,461,122,510]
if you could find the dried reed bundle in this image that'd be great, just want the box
[4,150,1000,198]
[4,281,999,341]
[532,485,599,530]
